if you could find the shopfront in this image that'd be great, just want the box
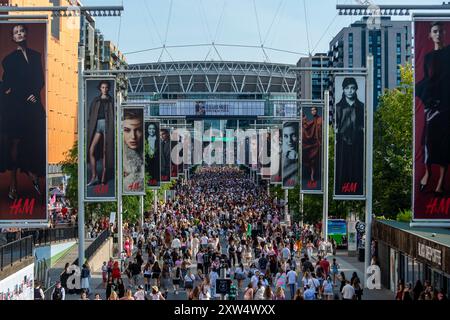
[372,219,450,297]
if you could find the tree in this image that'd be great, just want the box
[60,141,163,224]
[373,64,413,219]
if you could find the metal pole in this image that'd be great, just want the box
[323,90,330,242]
[77,14,86,267]
[154,190,158,215]
[117,91,123,257]
[364,56,374,289]
[284,189,289,217]
[140,195,144,228]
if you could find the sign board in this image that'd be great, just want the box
[215,279,232,295]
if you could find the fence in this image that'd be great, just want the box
[0,236,33,271]
[73,229,111,266]
[21,227,78,247]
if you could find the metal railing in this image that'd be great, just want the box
[73,229,111,266]
[34,258,51,290]
[0,236,33,271]
[21,227,79,247]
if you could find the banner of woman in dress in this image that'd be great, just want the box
[85,78,116,201]
[122,107,145,195]
[414,18,450,222]
[301,104,324,194]
[0,21,48,225]
[333,75,366,200]
[145,120,161,189]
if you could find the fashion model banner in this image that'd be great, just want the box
[171,136,178,180]
[301,104,324,194]
[122,107,145,195]
[259,129,271,179]
[85,78,116,201]
[414,19,450,221]
[0,21,48,224]
[282,122,300,189]
[145,120,161,188]
[160,127,171,182]
[333,75,366,199]
[270,128,282,185]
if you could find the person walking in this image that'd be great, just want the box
[341,280,355,300]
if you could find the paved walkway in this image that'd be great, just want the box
[62,248,393,301]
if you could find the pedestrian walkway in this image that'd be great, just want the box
[46,238,94,294]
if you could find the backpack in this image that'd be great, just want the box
[52,287,62,300]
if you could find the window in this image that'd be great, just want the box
[397,56,401,65]
[349,33,353,43]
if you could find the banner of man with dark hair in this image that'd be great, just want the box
[145,121,161,188]
[282,122,300,189]
[0,21,48,225]
[414,18,450,222]
[301,104,324,193]
[333,75,366,199]
[122,107,145,195]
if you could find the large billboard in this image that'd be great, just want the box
[145,121,161,188]
[282,122,300,189]
[85,78,116,201]
[414,19,450,221]
[270,128,282,184]
[301,104,324,194]
[160,128,171,182]
[333,75,366,200]
[170,137,178,180]
[0,21,48,225]
[122,107,145,195]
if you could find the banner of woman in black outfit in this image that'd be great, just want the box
[333,75,366,199]
[85,78,116,201]
[145,121,161,188]
[0,22,47,224]
[414,19,450,221]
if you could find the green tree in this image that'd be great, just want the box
[373,64,413,219]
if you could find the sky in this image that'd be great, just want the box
[82,0,449,65]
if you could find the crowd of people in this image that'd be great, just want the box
[35,166,450,301]
[43,166,379,301]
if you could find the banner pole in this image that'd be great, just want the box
[323,91,330,242]
[117,91,123,257]
[77,14,86,267]
[140,195,144,229]
[364,55,374,288]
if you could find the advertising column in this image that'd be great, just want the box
[122,107,145,195]
[414,18,450,225]
[85,78,117,201]
[145,121,161,188]
[0,21,48,226]
[301,104,324,194]
[333,75,366,200]
[282,121,300,189]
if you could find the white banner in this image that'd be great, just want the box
[159,100,265,116]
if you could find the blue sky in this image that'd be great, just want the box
[83,0,448,65]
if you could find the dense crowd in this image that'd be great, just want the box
[40,166,448,301]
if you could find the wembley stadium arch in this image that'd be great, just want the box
[127,60,302,167]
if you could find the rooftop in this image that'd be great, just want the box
[376,219,450,248]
